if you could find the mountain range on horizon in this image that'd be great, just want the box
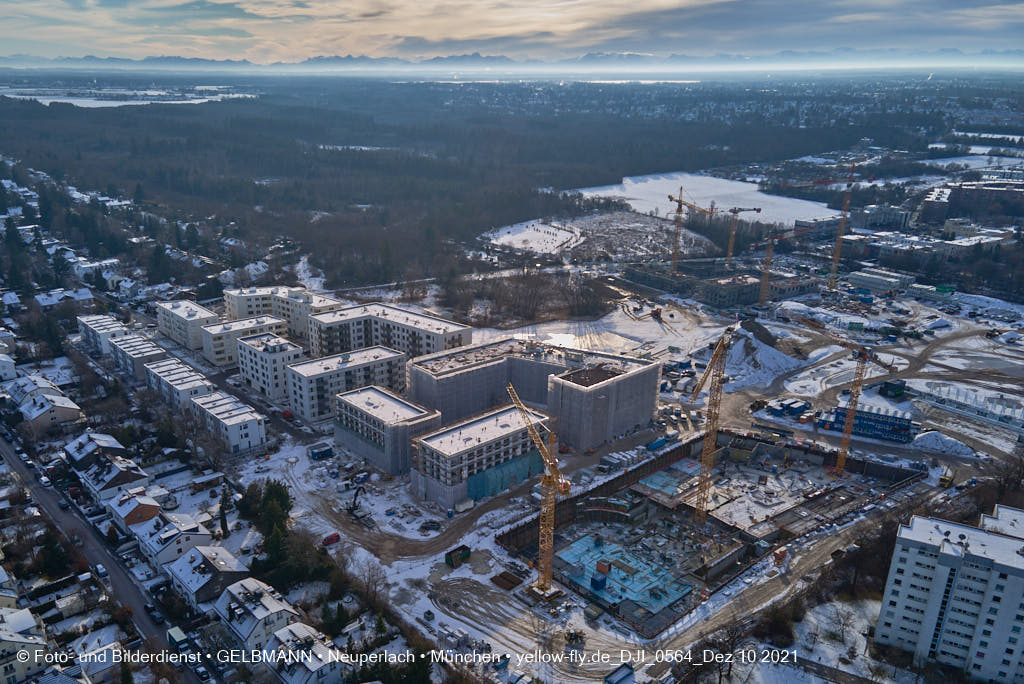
[1,48,1023,72]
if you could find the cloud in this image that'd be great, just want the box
[1,0,1023,63]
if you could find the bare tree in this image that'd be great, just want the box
[833,606,856,644]
[806,629,820,650]
[718,618,749,678]
[994,448,1024,501]
[357,559,388,609]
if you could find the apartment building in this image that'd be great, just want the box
[411,404,548,508]
[335,386,442,475]
[307,303,471,359]
[144,358,216,410]
[286,346,406,424]
[200,315,286,367]
[109,334,167,379]
[237,333,305,402]
[223,286,345,341]
[77,314,129,355]
[155,300,220,349]
[875,506,1024,683]
[190,391,267,455]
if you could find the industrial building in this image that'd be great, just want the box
[408,338,660,451]
[223,286,346,341]
[189,391,267,456]
[286,346,407,424]
[155,300,220,349]
[236,333,305,402]
[77,314,129,355]
[817,402,921,443]
[200,315,287,367]
[144,358,216,410]
[875,505,1024,682]
[334,386,442,476]
[411,404,548,509]
[307,303,471,360]
[697,275,760,308]
[109,334,167,379]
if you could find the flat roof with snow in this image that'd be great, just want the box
[412,337,653,378]
[980,504,1024,541]
[310,302,470,335]
[237,333,301,354]
[336,386,431,424]
[110,334,165,358]
[201,315,284,335]
[156,300,218,320]
[418,404,546,457]
[192,391,263,426]
[287,346,404,378]
[77,314,125,334]
[225,285,341,308]
[145,358,213,391]
[899,514,1024,569]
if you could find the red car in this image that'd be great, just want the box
[322,532,341,546]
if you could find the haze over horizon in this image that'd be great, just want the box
[2,0,1024,66]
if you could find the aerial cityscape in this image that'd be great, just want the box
[0,3,1023,684]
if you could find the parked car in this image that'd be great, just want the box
[39,476,51,487]
[94,564,108,578]
[194,665,211,681]
[58,500,70,510]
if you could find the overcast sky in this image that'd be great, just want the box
[2,0,1024,63]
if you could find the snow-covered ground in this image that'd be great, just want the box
[484,220,581,254]
[295,254,327,291]
[577,171,831,226]
[793,599,917,684]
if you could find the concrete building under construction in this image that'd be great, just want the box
[407,338,660,451]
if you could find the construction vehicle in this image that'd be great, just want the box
[828,164,857,290]
[688,327,735,524]
[507,382,570,595]
[939,467,956,488]
[668,188,716,274]
[725,207,762,264]
[346,485,366,515]
[797,317,896,475]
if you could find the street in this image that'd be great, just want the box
[0,436,199,684]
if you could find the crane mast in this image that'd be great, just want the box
[828,164,857,290]
[668,188,716,274]
[797,317,895,475]
[507,383,568,594]
[689,328,734,524]
[725,207,761,264]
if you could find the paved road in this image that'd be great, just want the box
[0,437,195,684]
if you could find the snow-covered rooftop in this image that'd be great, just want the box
[287,346,404,378]
[336,386,432,424]
[110,334,165,358]
[979,504,1024,542]
[237,332,301,354]
[900,514,1024,569]
[310,302,470,335]
[191,391,263,426]
[155,299,218,320]
[418,404,546,457]
[201,315,284,335]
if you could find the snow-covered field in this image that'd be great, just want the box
[484,220,580,254]
[577,171,831,226]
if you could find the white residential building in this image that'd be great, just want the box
[307,302,471,359]
[237,333,305,402]
[335,386,441,476]
[109,334,167,379]
[412,404,548,509]
[875,505,1024,683]
[214,578,299,650]
[0,607,48,683]
[262,622,349,684]
[201,315,286,367]
[132,512,212,566]
[77,314,129,355]
[223,286,345,341]
[286,346,406,424]
[144,358,216,410]
[155,300,220,349]
[189,391,267,455]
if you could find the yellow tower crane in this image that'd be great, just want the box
[797,317,896,475]
[507,382,570,594]
[828,164,857,290]
[668,188,716,274]
[725,206,762,264]
[689,327,734,525]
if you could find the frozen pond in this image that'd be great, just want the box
[577,171,831,226]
